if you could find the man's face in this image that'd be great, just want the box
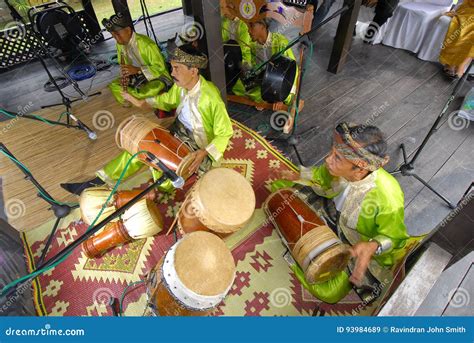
[171,61,197,88]
[248,22,266,43]
[325,135,368,181]
[221,0,236,19]
[111,27,132,45]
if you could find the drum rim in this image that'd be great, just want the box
[304,244,351,284]
[161,239,235,310]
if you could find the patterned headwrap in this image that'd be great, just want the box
[169,46,208,69]
[334,122,389,172]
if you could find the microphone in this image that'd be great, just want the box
[145,152,185,189]
[68,114,97,140]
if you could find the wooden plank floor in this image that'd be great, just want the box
[1,3,473,238]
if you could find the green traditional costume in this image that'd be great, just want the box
[109,32,171,104]
[272,123,421,304]
[98,56,233,188]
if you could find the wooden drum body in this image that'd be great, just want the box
[263,188,350,284]
[82,198,163,258]
[80,186,158,225]
[177,168,256,237]
[145,232,235,316]
[115,115,194,179]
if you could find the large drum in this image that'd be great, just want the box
[82,198,163,258]
[261,55,297,103]
[145,231,235,316]
[79,186,158,225]
[263,188,350,284]
[177,168,256,237]
[115,115,194,179]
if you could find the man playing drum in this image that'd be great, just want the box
[103,14,172,105]
[245,18,299,110]
[273,123,420,304]
[61,45,233,195]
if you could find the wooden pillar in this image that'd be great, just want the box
[182,0,228,102]
[327,0,361,74]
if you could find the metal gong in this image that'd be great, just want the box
[261,55,297,103]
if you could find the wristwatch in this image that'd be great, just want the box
[369,236,393,256]
[371,240,383,256]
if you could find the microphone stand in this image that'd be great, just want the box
[390,61,473,209]
[264,5,352,165]
[3,0,99,140]
[1,155,183,295]
[0,143,78,266]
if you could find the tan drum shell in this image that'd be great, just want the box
[183,168,256,234]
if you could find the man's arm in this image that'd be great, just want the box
[139,36,171,81]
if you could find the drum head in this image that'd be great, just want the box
[175,232,235,296]
[305,244,351,284]
[79,187,118,225]
[176,154,195,180]
[261,56,297,103]
[195,168,256,233]
[224,40,243,92]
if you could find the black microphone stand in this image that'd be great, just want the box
[0,143,78,266]
[263,5,352,165]
[3,0,99,140]
[1,171,172,296]
[391,61,473,209]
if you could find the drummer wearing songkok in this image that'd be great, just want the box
[103,13,171,105]
[60,45,233,195]
[273,123,421,304]
[246,18,299,108]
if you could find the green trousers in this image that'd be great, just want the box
[108,78,165,105]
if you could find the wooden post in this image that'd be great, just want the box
[327,0,361,74]
[182,0,228,103]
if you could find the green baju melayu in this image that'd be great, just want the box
[246,32,299,105]
[221,16,252,97]
[109,32,171,104]
[98,75,233,188]
[272,164,420,304]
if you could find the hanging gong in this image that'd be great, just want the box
[261,55,297,103]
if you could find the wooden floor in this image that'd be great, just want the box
[0,4,473,236]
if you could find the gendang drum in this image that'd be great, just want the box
[177,168,256,237]
[263,188,350,284]
[82,198,163,258]
[115,115,194,180]
[145,231,236,316]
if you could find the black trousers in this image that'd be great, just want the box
[373,0,400,27]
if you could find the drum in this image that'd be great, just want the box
[177,168,256,236]
[79,186,158,225]
[82,198,163,258]
[261,55,297,103]
[263,188,350,284]
[145,231,235,316]
[115,115,194,179]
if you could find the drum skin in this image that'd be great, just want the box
[115,116,193,179]
[261,55,297,103]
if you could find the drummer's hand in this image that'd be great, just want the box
[121,91,149,109]
[279,169,299,181]
[121,64,141,76]
[349,241,379,287]
[188,149,208,174]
